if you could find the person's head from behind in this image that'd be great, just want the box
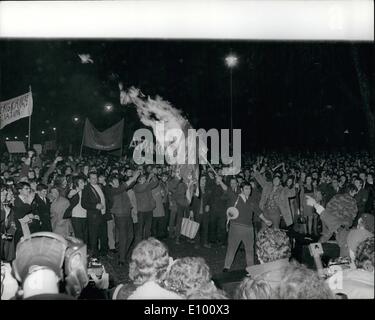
[277,262,334,299]
[21,266,60,299]
[88,172,98,185]
[256,228,291,264]
[163,257,211,297]
[235,277,274,299]
[354,237,374,272]
[129,238,170,286]
[187,282,228,300]
[36,183,48,199]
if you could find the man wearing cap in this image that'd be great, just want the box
[223,182,272,272]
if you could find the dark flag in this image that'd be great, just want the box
[83,118,124,151]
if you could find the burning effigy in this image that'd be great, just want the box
[119,84,205,188]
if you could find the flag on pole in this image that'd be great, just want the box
[83,118,124,151]
[0,91,33,129]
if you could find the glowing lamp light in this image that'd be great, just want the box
[73,116,80,123]
[14,136,18,139]
[52,127,56,131]
[41,130,45,135]
[25,135,29,138]
[104,103,114,112]
[225,54,238,68]
[6,137,9,140]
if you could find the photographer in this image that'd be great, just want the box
[10,232,109,300]
[1,185,16,261]
[13,182,40,245]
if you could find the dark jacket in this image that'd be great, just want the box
[32,195,52,232]
[230,195,262,228]
[222,188,241,208]
[209,184,227,213]
[133,180,158,212]
[1,207,16,261]
[190,188,212,215]
[355,188,369,214]
[81,184,104,218]
[108,183,133,216]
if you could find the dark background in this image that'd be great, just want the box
[0,40,373,153]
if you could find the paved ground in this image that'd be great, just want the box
[101,236,247,288]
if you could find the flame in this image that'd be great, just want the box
[120,86,205,184]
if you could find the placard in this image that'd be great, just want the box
[5,141,26,153]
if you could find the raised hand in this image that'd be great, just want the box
[55,156,63,163]
[305,195,317,207]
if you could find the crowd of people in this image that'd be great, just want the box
[1,148,374,299]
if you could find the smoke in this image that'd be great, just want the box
[119,85,205,184]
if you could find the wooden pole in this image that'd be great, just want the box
[28,86,32,148]
[79,119,85,158]
[120,118,124,157]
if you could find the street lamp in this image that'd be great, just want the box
[72,116,80,124]
[41,130,45,135]
[52,127,56,131]
[104,103,114,113]
[14,136,18,140]
[225,53,238,141]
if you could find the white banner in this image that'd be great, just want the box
[0,91,33,129]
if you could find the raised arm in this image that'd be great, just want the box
[42,156,63,185]
[253,168,267,189]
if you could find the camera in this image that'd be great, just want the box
[87,258,104,280]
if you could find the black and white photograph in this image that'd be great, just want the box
[0,0,374,307]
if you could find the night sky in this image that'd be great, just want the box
[0,40,373,152]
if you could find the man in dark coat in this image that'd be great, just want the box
[81,172,108,258]
[32,183,52,232]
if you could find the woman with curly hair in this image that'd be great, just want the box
[126,237,181,299]
[162,257,221,298]
[277,262,334,299]
[234,277,275,299]
[246,228,292,293]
